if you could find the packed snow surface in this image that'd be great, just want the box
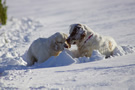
[0,0,135,89]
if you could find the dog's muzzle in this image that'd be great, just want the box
[66,37,75,44]
[64,43,69,48]
[66,37,71,44]
[67,38,77,45]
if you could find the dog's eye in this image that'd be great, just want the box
[77,27,81,29]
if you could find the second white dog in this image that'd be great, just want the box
[27,32,69,66]
[67,24,117,58]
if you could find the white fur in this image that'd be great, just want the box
[67,24,117,58]
[27,32,68,66]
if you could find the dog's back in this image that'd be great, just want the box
[96,35,117,57]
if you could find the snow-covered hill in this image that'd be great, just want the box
[0,0,135,89]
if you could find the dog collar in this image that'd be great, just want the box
[84,34,93,44]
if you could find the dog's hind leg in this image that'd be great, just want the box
[27,50,37,66]
[27,55,37,66]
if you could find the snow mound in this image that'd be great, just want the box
[76,50,105,63]
[34,50,75,68]
[32,45,135,68]
[114,45,135,56]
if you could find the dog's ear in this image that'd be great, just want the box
[69,24,74,34]
[70,24,79,34]
[55,42,58,51]
[51,40,59,51]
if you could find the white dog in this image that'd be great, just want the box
[27,32,69,66]
[66,24,117,58]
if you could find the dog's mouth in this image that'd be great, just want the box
[64,43,68,48]
[73,42,76,44]
[66,37,77,46]
[64,42,71,48]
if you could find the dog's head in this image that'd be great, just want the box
[52,32,71,51]
[66,24,87,45]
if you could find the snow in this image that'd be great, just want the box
[0,0,135,89]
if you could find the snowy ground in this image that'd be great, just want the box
[0,0,135,89]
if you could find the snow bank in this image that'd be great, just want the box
[0,18,42,73]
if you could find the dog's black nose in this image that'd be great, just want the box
[64,43,68,48]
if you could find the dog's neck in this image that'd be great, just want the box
[83,30,94,43]
[84,34,93,44]
[77,32,94,50]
